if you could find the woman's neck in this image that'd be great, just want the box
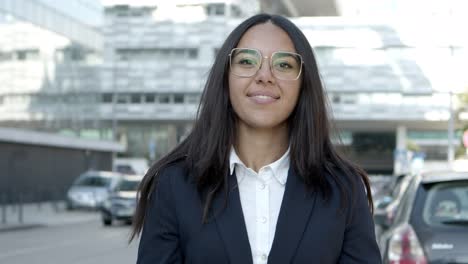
[234,123,289,173]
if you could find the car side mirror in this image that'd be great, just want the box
[374,196,395,229]
[375,196,393,209]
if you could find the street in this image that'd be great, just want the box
[0,218,138,264]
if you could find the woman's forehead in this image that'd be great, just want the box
[236,22,297,54]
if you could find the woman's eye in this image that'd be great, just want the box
[275,61,294,70]
[238,58,256,65]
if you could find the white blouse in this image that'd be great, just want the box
[229,147,290,264]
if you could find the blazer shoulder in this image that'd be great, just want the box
[324,165,370,215]
[325,164,366,192]
[156,158,193,189]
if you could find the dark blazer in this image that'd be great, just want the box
[137,162,382,264]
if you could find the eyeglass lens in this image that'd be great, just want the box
[230,48,302,80]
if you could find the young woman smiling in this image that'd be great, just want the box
[132,14,381,264]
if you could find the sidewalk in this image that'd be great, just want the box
[0,201,100,232]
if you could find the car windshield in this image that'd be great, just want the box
[74,175,111,187]
[116,179,140,191]
[423,180,468,226]
[115,165,136,174]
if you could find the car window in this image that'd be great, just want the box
[74,175,111,187]
[115,179,140,191]
[392,175,412,199]
[392,176,418,226]
[391,175,405,197]
[115,165,136,174]
[422,180,468,226]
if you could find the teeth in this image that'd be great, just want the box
[254,95,273,99]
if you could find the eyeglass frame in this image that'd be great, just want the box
[228,48,304,81]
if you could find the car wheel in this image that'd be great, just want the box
[102,215,112,226]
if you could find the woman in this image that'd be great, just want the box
[132,14,381,264]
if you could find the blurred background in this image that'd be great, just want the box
[1,0,468,263]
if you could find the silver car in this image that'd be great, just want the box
[66,171,121,210]
[100,175,142,226]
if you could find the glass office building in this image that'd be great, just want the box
[1,1,467,173]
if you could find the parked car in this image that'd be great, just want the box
[100,174,143,226]
[374,174,414,232]
[113,158,149,175]
[378,170,468,263]
[369,175,394,199]
[66,171,121,210]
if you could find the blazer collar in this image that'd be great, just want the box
[213,167,317,264]
[268,167,318,264]
[229,146,290,185]
[213,170,253,264]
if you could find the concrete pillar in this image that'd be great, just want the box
[396,125,407,151]
[167,124,178,152]
[394,125,408,175]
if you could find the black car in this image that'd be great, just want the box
[100,175,142,226]
[378,171,468,263]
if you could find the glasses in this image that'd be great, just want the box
[229,48,303,81]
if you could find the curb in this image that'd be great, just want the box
[0,223,45,233]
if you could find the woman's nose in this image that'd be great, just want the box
[254,57,275,84]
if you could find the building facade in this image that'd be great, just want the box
[0,0,105,138]
[100,5,468,173]
[1,1,467,173]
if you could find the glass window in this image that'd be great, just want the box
[332,94,341,104]
[422,181,468,226]
[188,48,198,59]
[231,5,242,17]
[206,3,225,16]
[392,177,417,226]
[115,165,135,174]
[174,94,184,104]
[144,93,155,103]
[341,94,357,104]
[74,176,111,187]
[115,179,140,191]
[131,94,141,103]
[17,50,27,60]
[70,49,84,61]
[186,94,200,104]
[102,93,113,103]
[116,94,129,104]
[158,94,170,104]
[0,51,12,61]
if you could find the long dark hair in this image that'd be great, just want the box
[130,13,374,241]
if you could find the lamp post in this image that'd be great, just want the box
[447,44,459,166]
[448,89,455,165]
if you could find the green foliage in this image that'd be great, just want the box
[407,140,420,152]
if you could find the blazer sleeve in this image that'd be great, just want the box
[137,168,184,264]
[338,180,382,264]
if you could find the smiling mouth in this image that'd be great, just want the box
[251,95,278,100]
[248,94,280,104]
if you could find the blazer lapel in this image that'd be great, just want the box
[268,167,317,264]
[213,171,253,264]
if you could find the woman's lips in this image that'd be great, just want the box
[247,91,280,104]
